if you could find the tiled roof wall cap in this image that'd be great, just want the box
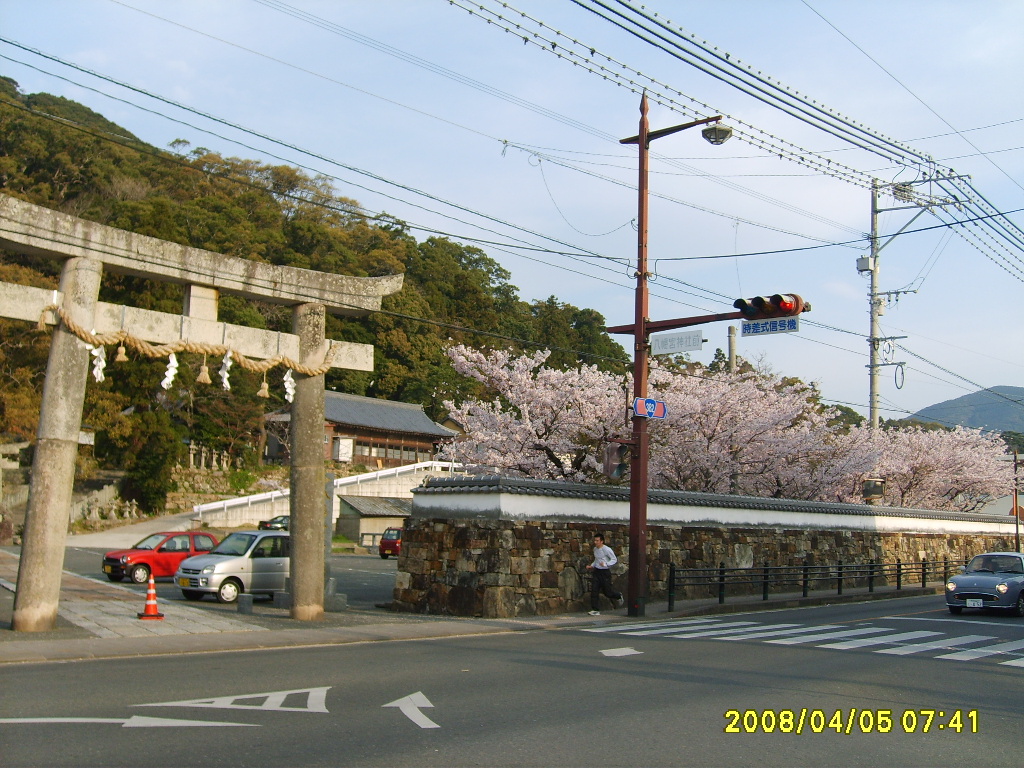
[413,474,1008,524]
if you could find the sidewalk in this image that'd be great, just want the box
[0,546,943,666]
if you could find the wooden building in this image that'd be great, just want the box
[265,391,456,469]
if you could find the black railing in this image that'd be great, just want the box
[666,557,967,612]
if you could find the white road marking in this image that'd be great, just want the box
[717,624,843,641]
[136,687,330,713]
[624,621,757,637]
[817,630,942,649]
[881,616,1024,628]
[936,638,1024,661]
[0,716,255,728]
[875,634,996,655]
[765,627,892,645]
[583,618,721,633]
[383,692,440,729]
[669,623,802,639]
[600,647,643,657]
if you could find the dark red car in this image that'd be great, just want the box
[103,531,220,584]
[378,528,402,559]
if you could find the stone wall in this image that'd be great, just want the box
[392,518,1016,618]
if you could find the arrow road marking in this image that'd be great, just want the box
[135,687,330,713]
[0,716,255,728]
[383,691,440,729]
[600,647,643,657]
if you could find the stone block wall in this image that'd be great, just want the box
[391,518,1016,618]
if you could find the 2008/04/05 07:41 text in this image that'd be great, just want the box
[724,709,978,734]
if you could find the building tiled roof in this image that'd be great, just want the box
[267,391,455,438]
[339,496,412,517]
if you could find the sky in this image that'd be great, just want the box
[2,0,1022,424]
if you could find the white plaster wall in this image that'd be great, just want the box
[412,491,1019,536]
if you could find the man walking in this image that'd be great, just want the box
[586,533,623,616]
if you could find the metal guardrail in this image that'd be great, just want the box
[666,558,967,611]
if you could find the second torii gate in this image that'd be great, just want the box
[0,193,403,631]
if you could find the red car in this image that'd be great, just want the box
[378,528,402,559]
[103,531,220,584]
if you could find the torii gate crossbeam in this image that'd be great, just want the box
[0,194,402,631]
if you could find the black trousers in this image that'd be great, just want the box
[590,568,621,610]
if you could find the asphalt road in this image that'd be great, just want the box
[60,546,398,608]
[1,595,1021,767]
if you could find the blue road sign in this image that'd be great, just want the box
[633,397,668,419]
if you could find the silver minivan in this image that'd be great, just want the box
[174,531,289,603]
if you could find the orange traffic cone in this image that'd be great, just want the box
[138,573,165,620]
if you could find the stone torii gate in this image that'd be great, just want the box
[0,194,402,631]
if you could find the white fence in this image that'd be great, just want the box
[192,462,465,529]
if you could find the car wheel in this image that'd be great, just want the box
[947,605,963,615]
[182,590,204,601]
[380,553,389,559]
[216,579,242,604]
[129,564,151,584]
[1015,591,1024,618]
[106,574,124,583]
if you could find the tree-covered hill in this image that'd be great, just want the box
[911,386,1024,434]
[0,76,627,509]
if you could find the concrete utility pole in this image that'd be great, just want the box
[728,325,737,373]
[868,180,882,430]
[864,178,958,429]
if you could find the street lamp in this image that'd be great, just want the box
[618,94,731,617]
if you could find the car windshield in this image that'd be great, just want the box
[210,533,256,556]
[967,555,1024,574]
[131,534,166,551]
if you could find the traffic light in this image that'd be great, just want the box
[733,293,808,320]
[602,443,630,479]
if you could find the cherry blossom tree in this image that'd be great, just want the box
[439,345,1012,512]
[439,345,627,481]
[869,426,1012,512]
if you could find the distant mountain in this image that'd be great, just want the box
[911,386,1024,433]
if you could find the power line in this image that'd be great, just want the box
[800,0,1024,195]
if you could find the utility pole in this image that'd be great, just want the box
[868,181,882,429]
[728,325,737,374]
[863,178,958,428]
[1015,450,1021,553]
[615,95,729,617]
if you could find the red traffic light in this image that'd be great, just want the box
[733,293,808,320]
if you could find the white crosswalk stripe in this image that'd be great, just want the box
[935,638,1024,661]
[624,621,759,637]
[717,624,843,641]
[765,627,895,645]
[618,618,733,638]
[817,630,942,650]
[582,618,720,634]
[668,623,801,639]
[875,634,996,655]
[581,618,1024,666]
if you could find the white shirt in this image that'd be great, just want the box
[591,544,617,570]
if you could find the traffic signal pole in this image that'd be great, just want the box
[617,96,723,617]
[611,94,804,616]
[626,94,652,618]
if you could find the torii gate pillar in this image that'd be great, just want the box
[290,303,327,621]
[13,257,102,631]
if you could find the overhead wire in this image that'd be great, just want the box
[4,11,1019,413]
[800,0,1024,195]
